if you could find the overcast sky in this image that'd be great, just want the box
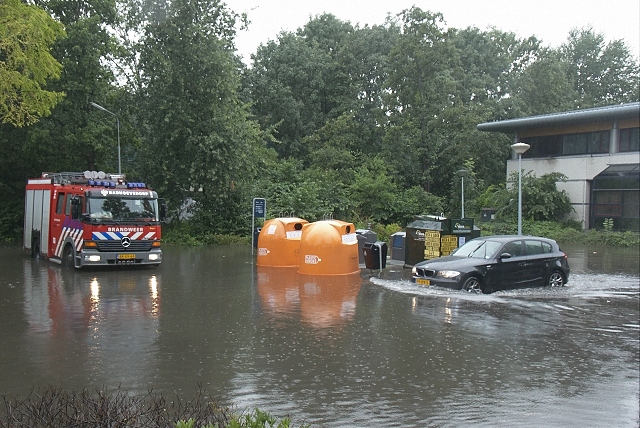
[225,0,640,65]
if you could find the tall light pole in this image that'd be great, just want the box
[456,169,469,218]
[511,142,530,235]
[90,102,121,174]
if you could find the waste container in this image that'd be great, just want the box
[450,218,477,248]
[356,229,378,264]
[298,220,360,275]
[480,208,497,222]
[363,241,388,270]
[389,232,406,261]
[404,216,451,266]
[256,217,308,267]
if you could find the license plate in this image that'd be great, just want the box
[416,278,431,286]
[117,254,136,260]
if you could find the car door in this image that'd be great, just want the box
[50,191,66,258]
[496,240,530,289]
[524,239,554,286]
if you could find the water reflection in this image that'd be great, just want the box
[257,266,362,329]
[1,243,638,427]
[19,262,162,391]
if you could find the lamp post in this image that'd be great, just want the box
[456,169,469,218]
[511,142,530,235]
[90,102,121,174]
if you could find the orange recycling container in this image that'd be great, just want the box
[297,220,360,275]
[256,217,309,267]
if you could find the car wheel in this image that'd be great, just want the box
[63,245,75,269]
[462,276,482,293]
[546,270,565,287]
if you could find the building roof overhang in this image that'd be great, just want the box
[477,102,640,133]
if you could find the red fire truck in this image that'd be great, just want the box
[24,171,164,268]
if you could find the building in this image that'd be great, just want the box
[477,103,640,231]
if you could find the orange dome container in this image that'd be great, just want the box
[256,217,309,267]
[297,220,360,275]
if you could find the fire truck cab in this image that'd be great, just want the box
[24,171,164,268]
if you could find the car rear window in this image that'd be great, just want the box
[525,240,553,255]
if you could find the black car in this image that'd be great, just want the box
[411,235,570,294]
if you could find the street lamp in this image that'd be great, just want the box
[90,102,121,174]
[511,142,530,235]
[456,169,469,218]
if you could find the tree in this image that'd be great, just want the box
[134,0,263,233]
[382,8,461,194]
[248,14,357,159]
[482,172,573,222]
[0,0,65,127]
[509,48,576,116]
[561,27,640,108]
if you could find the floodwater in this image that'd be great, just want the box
[0,242,638,427]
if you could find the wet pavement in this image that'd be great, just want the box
[0,243,638,427]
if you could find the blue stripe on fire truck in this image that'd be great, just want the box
[92,231,156,240]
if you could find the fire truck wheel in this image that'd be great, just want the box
[63,245,75,269]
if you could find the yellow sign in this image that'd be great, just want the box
[440,235,458,256]
[424,230,441,259]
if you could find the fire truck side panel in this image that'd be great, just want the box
[24,183,52,258]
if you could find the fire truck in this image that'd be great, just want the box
[24,171,164,268]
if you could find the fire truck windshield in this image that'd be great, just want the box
[86,196,159,224]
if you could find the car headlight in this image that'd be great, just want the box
[437,270,461,279]
[411,267,417,275]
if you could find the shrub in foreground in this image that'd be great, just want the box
[0,386,305,428]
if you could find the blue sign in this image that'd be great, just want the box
[253,198,266,218]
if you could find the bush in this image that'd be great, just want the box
[480,220,640,248]
[0,386,231,427]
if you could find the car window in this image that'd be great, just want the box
[453,240,502,259]
[502,240,524,257]
[525,240,544,255]
[56,193,65,215]
[542,242,553,253]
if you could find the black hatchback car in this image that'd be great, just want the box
[411,235,570,293]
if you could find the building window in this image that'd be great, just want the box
[591,164,640,232]
[619,127,639,152]
[524,135,562,157]
[588,131,610,153]
[526,130,610,158]
[593,191,623,217]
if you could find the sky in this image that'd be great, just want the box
[225,0,640,65]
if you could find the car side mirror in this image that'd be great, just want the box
[499,252,512,259]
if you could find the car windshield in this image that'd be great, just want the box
[452,239,502,259]
[87,196,159,223]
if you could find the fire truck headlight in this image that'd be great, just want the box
[148,254,160,261]
[85,255,101,262]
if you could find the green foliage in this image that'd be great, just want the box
[603,218,614,233]
[2,4,639,242]
[228,408,307,428]
[0,0,65,126]
[369,222,403,244]
[162,221,250,246]
[481,171,573,222]
[561,27,640,107]
[480,220,640,248]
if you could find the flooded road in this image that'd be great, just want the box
[0,243,638,427]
